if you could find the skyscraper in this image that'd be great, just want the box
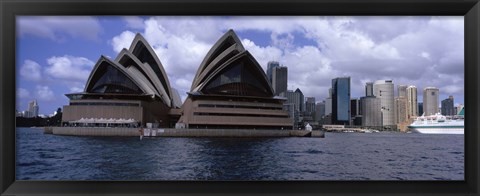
[406,86,418,118]
[332,77,350,125]
[350,98,360,117]
[325,98,332,116]
[394,97,407,123]
[398,85,407,97]
[315,101,325,122]
[304,97,316,122]
[266,61,279,84]
[285,88,305,129]
[423,87,439,116]
[295,88,305,112]
[27,100,39,118]
[373,80,395,126]
[441,95,455,116]
[418,102,423,116]
[305,97,316,114]
[285,88,305,113]
[350,98,362,126]
[395,84,408,124]
[361,96,382,127]
[272,66,287,96]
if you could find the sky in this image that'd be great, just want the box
[16,16,464,116]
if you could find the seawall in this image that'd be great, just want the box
[48,127,325,138]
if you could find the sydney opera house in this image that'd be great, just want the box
[61,30,293,130]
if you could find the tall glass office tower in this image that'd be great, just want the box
[332,77,351,125]
[272,66,287,96]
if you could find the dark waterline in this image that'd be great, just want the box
[16,128,464,180]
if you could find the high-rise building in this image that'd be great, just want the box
[395,84,408,124]
[406,86,418,118]
[332,77,350,125]
[304,97,316,123]
[373,80,395,126]
[315,101,325,122]
[423,87,439,116]
[394,97,407,123]
[27,100,39,118]
[305,97,316,114]
[284,89,305,129]
[272,66,287,96]
[27,100,34,118]
[350,98,362,126]
[33,100,39,117]
[360,96,382,127]
[325,97,332,116]
[350,98,361,116]
[441,95,455,116]
[285,88,305,113]
[365,82,374,96]
[266,61,279,85]
[398,85,407,98]
[296,88,305,112]
[418,102,423,116]
[324,88,332,116]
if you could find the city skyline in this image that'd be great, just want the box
[17,16,464,115]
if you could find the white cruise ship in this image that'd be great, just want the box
[408,108,464,134]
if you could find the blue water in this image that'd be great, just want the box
[16,128,464,180]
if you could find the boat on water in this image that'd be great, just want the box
[408,112,464,134]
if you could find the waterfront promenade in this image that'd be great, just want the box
[44,127,325,138]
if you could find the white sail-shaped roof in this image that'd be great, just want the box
[190,29,245,91]
[190,30,273,97]
[128,33,173,100]
[81,33,175,107]
[84,56,153,96]
[115,48,172,106]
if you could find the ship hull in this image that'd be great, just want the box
[409,126,464,134]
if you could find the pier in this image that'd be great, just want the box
[45,127,325,138]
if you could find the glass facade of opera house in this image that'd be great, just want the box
[61,30,293,130]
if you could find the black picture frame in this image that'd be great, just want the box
[1,0,479,195]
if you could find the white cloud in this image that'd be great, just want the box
[17,16,103,42]
[45,55,94,81]
[17,88,30,99]
[110,31,136,53]
[70,86,84,93]
[123,16,146,29]
[441,85,463,94]
[242,39,283,71]
[420,52,431,60]
[36,85,55,101]
[20,60,42,81]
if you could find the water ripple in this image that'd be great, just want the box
[16,128,464,181]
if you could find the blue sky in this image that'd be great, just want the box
[16,16,464,116]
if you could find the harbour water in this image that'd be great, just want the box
[16,127,464,180]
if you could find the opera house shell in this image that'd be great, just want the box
[62,33,181,128]
[62,30,292,130]
[177,30,293,129]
